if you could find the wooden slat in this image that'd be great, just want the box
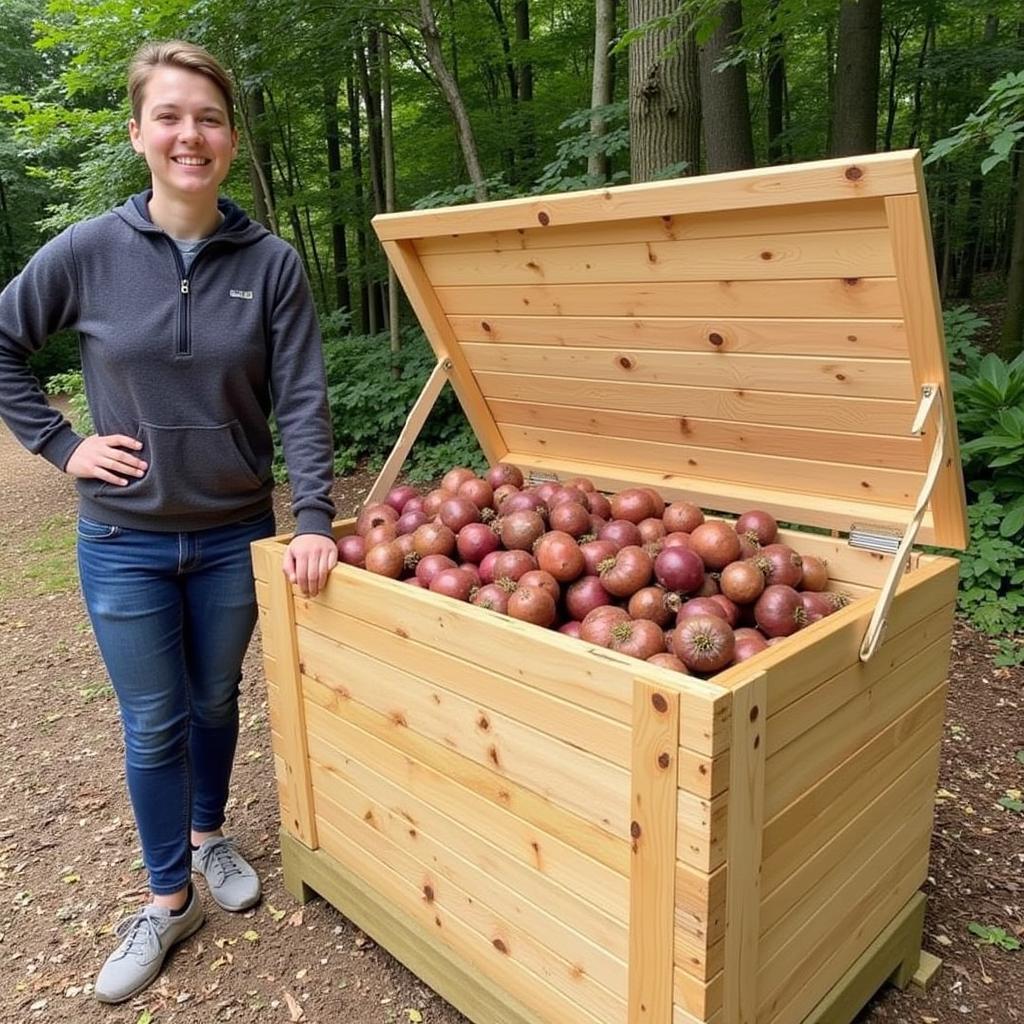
[479,372,915,436]
[421,229,895,286]
[381,237,506,464]
[374,152,919,240]
[297,624,630,839]
[303,673,631,878]
[674,789,729,873]
[451,315,908,358]
[295,567,728,754]
[279,829,547,1024]
[676,747,730,801]
[503,426,924,509]
[466,345,915,401]
[675,862,727,977]
[673,964,724,1020]
[306,733,627,966]
[723,674,767,1024]
[885,186,969,549]
[302,687,628,919]
[437,278,903,319]
[315,809,610,1024]
[492,401,928,472]
[310,760,628,1019]
[765,638,950,819]
[415,197,889,256]
[250,540,317,847]
[629,682,680,1024]
[297,602,631,768]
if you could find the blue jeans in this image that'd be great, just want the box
[76,510,275,894]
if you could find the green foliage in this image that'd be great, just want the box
[530,103,630,194]
[968,922,1021,950]
[994,638,1024,667]
[321,327,484,483]
[44,368,92,435]
[943,305,989,370]
[27,327,79,381]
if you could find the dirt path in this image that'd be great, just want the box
[0,406,1020,1024]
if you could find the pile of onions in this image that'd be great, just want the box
[339,467,852,676]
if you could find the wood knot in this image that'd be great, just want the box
[481,321,492,333]
[658,752,671,769]
[488,744,501,768]
[708,332,724,346]
[537,211,550,226]
[835,372,847,381]
[630,820,642,839]
[651,692,668,713]
[423,884,435,902]
[847,334,857,342]
[618,355,634,369]
[845,166,863,181]
[749,705,759,722]
[754,734,761,750]
[843,277,860,286]
[493,938,509,954]
[477,714,491,731]
[760,251,773,260]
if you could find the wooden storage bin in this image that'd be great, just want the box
[252,151,967,1024]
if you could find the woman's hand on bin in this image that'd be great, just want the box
[283,534,338,597]
[66,435,148,485]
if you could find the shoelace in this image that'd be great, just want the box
[112,908,162,960]
[202,838,243,881]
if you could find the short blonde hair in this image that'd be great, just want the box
[128,40,235,129]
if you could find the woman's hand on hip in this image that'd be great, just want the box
[65,434,147,485]
[283,534,338,597]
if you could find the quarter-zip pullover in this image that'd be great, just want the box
[0,191,335,536]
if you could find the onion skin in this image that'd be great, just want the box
[759,544,804,588]
[507,585,557,627]
[458,477,494,509]
[500,510,547,551]
[663,501,704,534]
[672,614,736,673]
[647,652,689,673]
[534,531,585,582]
[676,596,728,623]
[710,594,740,627]
[415,553,458,586]
[363,522,397,549]
[585,491,612,518]
[733,627,769,663]
[598,545,654,598]
[356,503,399,535]
[628,586,678,626]
[456,522,501,564]
[610,488,657,524]
[735,509,778,547]
[719,560,766,604]
[548,500,592,538]
[422,488,450,517]
[413,522,457,558]
[559,621,583,638]
[442,466,476,493]
[492,549,537,584]
[580,539,618,576]
[429,567,477,601]
[518,569,561,603]
[487,463,525,489]
[598,519,643,550]
[609,618,665,660]
[579,605,631,646]
[654,546,705,594]
[690,520,742,571]
[472,583,510,613]
[754,584,806,637]
[638,517,667,545]
[439,497,481,533]
[662,531,693,549]
[337,534,366,567]
[800,591,836,623]
[492,483,520,508]
[385,485,420,513]
[364,540,404,579]
[565,575,614,620]
[396,509,431,536]
[478,550,501,585]
[800,556,829,592]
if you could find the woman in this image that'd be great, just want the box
[0,41,338,1001]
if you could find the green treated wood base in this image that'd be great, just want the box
[281,830,935,1024]
[804,892,932,1024]
[280,830,545,1024]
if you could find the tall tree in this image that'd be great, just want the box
[588,0,617,181]
[699,1,754,172]
[628,0,701,181]
[766,0,787,163]
[831,0,883,156]
[515,0,536,174]
[323,77,351,314]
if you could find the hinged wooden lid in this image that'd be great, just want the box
[373,150,968,548]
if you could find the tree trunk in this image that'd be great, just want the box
[323,78,351,315]
[381,29,401,374]
[358,37,386,219]
[0,173,17,284]
[1000,147,1024,359]
[831,0,882,156]
[699,1,754,172]
[767,0,786,163]
[515,0,536,175]
[882,26,904,152]
[628,0,701,182]
[907,22,932,149]
[419,0,489,200]
[347,73,371,334]
[482,0,518,181]
[588,0,616,180]
[824,21,835,156]
[240,88,278,234]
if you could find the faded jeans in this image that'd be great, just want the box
[76,510,275,894]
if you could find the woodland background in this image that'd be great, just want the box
[1,0,1024,652]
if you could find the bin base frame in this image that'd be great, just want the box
[279,829,937,1024]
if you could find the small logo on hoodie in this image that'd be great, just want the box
[229,289,254,300]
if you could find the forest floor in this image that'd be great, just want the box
[0,403,1020,1024]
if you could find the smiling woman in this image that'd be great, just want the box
[0,39,339,1005]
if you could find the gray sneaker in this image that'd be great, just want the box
[192,835,261,911]
[94,887,204,1003]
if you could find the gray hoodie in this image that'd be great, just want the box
[0,192,335,536]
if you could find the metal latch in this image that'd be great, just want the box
[527,471,560,485]
[858,383,945,662]
[849,524,902,556]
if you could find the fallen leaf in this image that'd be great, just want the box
[934,933,953,947]
[295,968,308,980]
[282,989,304,1021]
[405,1010,424,1022]
[267,904,286,922]
[288,909,304,927]
[242,930,260,943]
[136,1010,153,1024]
[211,957,227,972]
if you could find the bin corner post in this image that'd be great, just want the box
[280,828,317,904]
[258,542,319,851]
[723,672,767,1024]
[628,679,681,1024]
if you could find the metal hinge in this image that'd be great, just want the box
[849,524,903,556]
[527,471,560,485]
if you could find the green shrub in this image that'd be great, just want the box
[45,369,93,436]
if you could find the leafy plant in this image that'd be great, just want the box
[943,305,988,370]
[967,922,1021,951]
[997,795,1024,813]
[45,369,93,436]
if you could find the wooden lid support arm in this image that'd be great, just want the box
[859,384,947,661]
[364,359,452,508]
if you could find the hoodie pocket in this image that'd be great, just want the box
[96,421,266,517]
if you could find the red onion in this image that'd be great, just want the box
[754,584,806,637]
[336,534,366,567]
[456,522,500,563]
[672,615,735,673]
[654,546,705,594]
